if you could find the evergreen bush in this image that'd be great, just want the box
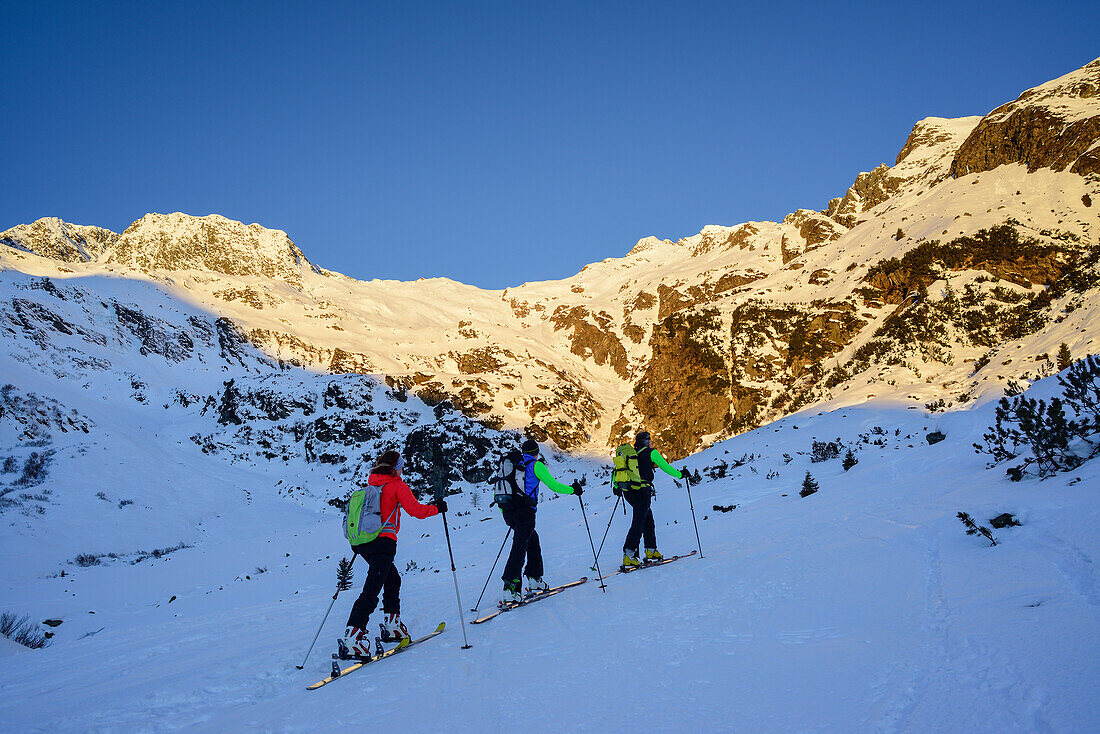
[799,472,819,498]
[811,440,842,463]
[974,354,1100,479]
[0,612,49,649]
[1057,343,1072,371]
[957,512,997,546]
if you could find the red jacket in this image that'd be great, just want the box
[370,472,439,541]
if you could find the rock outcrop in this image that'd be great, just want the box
[951,58,1100,177]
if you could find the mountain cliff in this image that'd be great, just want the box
[952,58,1100,177]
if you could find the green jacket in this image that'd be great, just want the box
[534,459,576,496]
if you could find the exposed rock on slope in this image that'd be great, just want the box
[952,57,1100,177]
[827,117,981,227]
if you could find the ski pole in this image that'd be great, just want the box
[296,554,355,669]
[594,493,621,561]
[440,509,472,649]
[577,494,607,590]
[682,476,704,559]
[471,527,511,611]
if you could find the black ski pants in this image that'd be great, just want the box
[623,486,656,555]
[501,504,542,584]
[346,536,400,630]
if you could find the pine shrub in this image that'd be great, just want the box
[336,557,355,592]
[0,612,49,649]
[73,553,100,567]
[842,449,858,471]
[1057,343,1072,371]
[974,354,1100,479]
[15,452,49,486]
[811,440,842,463]
[799,472,819,498]
[957,512,997,546]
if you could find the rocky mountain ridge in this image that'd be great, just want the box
[3,57,1100,459]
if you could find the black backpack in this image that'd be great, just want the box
[490,450,528,508]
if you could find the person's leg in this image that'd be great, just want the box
[623,491,647,555]
[346,542,392,629]
[523,510,543,580]
[641,490,657,551]
[501,507,531,585]
[378,539,401,615]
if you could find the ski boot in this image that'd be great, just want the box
[621,552,642,571]
[339,626,370,659]
[380,613,410,644]
[501,579,524,607]
[525,576,550,596]
[644,548,664,563]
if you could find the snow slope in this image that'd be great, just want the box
[1,365,1097,732]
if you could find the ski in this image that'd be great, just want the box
[471,577,588,624]
[536,575,588,595]
[306,621,445,690]
[603,549,697,579]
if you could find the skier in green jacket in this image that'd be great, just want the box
[499,438,581,604]
[618,430,682,568]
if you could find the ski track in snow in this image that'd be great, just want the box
[1032,535,1100,610]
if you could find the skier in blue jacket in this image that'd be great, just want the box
[500,438,581,604]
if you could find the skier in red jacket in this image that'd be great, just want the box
[341,450,445,656]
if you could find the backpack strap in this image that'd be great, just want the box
[378,478,401,533]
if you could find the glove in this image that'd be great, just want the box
[612,486,622,497]
[434,498,448,514]
[680,469,691,485]
[571,481,584,496]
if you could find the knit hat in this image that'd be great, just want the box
[634,431,651,450]
[521,439,540,455]
[372,450,402,474]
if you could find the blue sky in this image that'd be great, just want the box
[2,1,1096,289]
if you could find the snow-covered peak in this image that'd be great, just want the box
[0,217,118,263]
[825,116,980,227]
[985,56,1100,126]
[891,116,983,185]
[894,116,982,167]
[103,212,320,287]
[626,235,673,257]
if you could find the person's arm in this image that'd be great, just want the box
[394,479,441,519]
[534,460,576,495]
[650,450,683,480]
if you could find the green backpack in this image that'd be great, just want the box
[612,444,642,491]
[343,483,399,546]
